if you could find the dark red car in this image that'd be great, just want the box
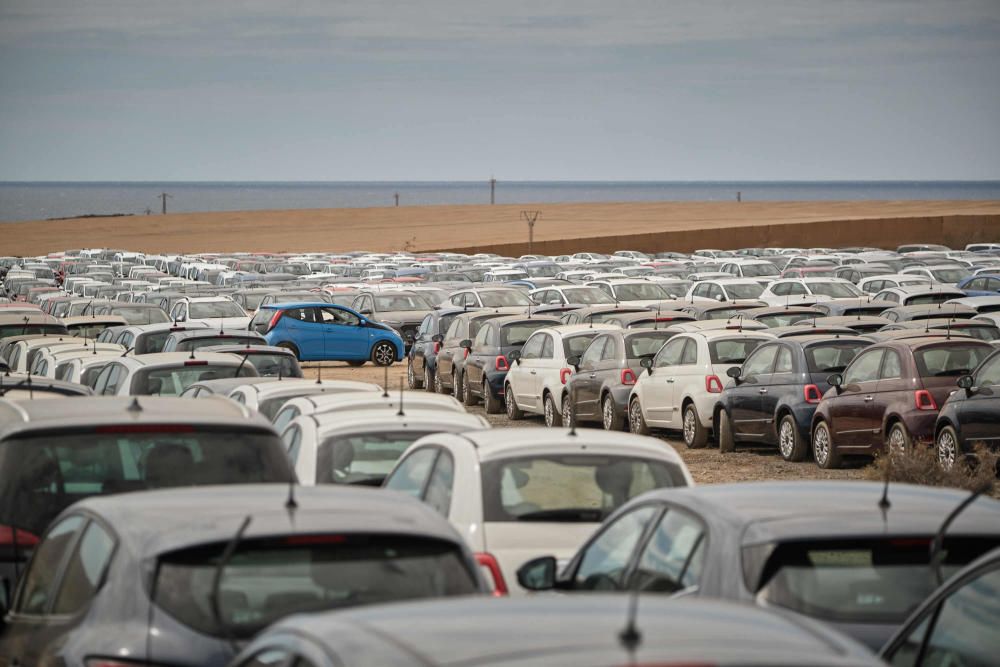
[811,336,995,468]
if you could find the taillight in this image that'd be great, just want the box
[433,342,441,354]
[705,375,723,393]
[560,368,572,384]
[184,360,208,366]
[474,552,508,596]
[495,355,509,371]
[621,369,638,385]
[804,384,822,404]
[0,524,40,547]
[915,389,938,411]
[464,348,470,359]
[265,309,284,333]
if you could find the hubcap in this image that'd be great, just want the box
[938,430,957,470]
[779,420,794,458]
[630,402,642,432]
[563,398,572,425]
[375,344,393,365]
[888,427,906,456]
[814,425,830,465]
[454,374,462,400]
[407,361,415,385]
[545,398,554,426]
[506,388,515,416]
[683,408,696,444]
[603,399,614,430]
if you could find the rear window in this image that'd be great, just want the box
[501,321,552,346]
[914,344,993,377]
[725,283,765,299]
[748,538,996,624]
[178,336,263,351]
[626,332,676,358]
[952,324,1000,342]
[132,364,256,396]
[479,291,531,307]
[244,353,301,378]
[0,429,292,536]
[155,534,478,638]
[709,338,766,364]
[317,431,435,486]
[757,313,819,328]
[563,333,602,358]
[0,324,67,341]
[189,301,246,319]
[704,307,754,320]
[481,455,687,522]
[111,307,170,325]
[806,341,869,373]
[907,293,959,306]
[810,283,861,298]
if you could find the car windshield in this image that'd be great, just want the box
[907,293,958,305]
[501,321,552,346]
[809,282,862,298]
[0,324,67,341]
[951,324,1000,342]
[526,264,560,277]
[479,290,531,307]
[627,332,675,358]
[742,263,779,277]
[318,430,436,486]
[914,344,992,377]
[374,295,432,311]
[757,312,819,328]
[613,283,669,300]
[563,333,603,358]
[931,269,971,283]
[189,301,246,319]
[111,307,171,325]
[562,288,616,304]
[155,534,478,639]
[0,429,292,536]
[751,538,995,624]
[481,455,687,522]
[132,364,256,396]
[805,341,869,373]
[709,338,766,364]
[725,283,765,299]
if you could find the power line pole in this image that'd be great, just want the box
[157,192,172,215]
[394,192,399,207]
[490,177,496,205]
[520,210,541,255]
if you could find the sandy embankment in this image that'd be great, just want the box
[3,200,999,256]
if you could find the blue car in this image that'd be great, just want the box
[957,273,1000,296]
[261,302,404,366]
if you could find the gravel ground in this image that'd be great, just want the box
[303,362,868,485]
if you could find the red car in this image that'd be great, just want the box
[811,336,994,468]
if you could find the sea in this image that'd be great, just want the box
[2,180,999,223]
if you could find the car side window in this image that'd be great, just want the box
[52,520,116,615]
[743,345,778,378]
[630,508,706,593]
[16,515,86,615]
[540,335,554,359]
[880,349,903,379]
[844,349,884,385]
[384,448,438,498]
[773,346,795,374]
[580,336,607,369]
[574,505,658,590]
[599,337,619,362]
[474,325,491,348]
[418,315,432,337]
[322,307,360,326]
[422,450,455,516]
[655,338,687,368]
[771,282,790,296]
[283,425,303,463]
[678,339,698,365]
[786,282,808,295]
[445,319,462,340]
[520,333,545,360]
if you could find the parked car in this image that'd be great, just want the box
[520,480,1000,652]
[811,298,895,317]
[811,337,995,468]
[858,273,933,294]
[880,317,1000,343]
[351,290,434,346]
[60,315,127,339]
[685,278,766,303]
[444,287,533,309]
[0,375,94,400]
[880,304,978,323]
[0,314,67,343]
[160,327,267,352]
[168,295,252,328]
[812,315,893,333]
[433,309,513,396]
[384,427,693,594]
[742,305,826,328]
[715,335,872,460]
[110,322,211,355]
[271,390,466,433]
[197,343,304,377]
[759,278,863,306]
[260,302,404,366]
[934,348,1000,469]
[874,285,967,307]
[91,351,258,396]
[529,285,616,306]
[405,307,465,390]
[92,301,171,325]
[559,304,650,325]
[228,378,382,420]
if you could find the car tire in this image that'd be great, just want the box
[407,358,423,389]
[483,379,503,414]
[347,360,366,367]
[505,384,524,419]
[435,368,449,395]
[562,394,575,428]
[718,409,736,453]
[886,422,912,458]
[682,403,708,448]
[628,398,650,436]
[602,394,625,431]
[937,425,960,471]
[777,414,807,462]
[463,372,479,407]
[544,392,563,427]
[371,342,396,367]
[275,342,300,361]
[453,371,464,402]
[424,363,435,394]
[812,420,841,469]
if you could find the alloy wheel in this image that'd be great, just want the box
[779,419,795,459]
[373,342,394,366]
[603,399,615,430]
[563,396,573,427]
[888,425,907,457]
[813,424,831,466]
[683,408,697,446]
[407,359,416,388]
[629,401,643,433]
[544,397,555,427]
[937,429,957,470]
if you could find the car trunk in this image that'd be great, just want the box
[483,521,600,595]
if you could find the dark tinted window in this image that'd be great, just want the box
[500,321,551,346]
[132,363,257,396]
[632,508,706,593]
[16,515,85,614]
[53,520,115,614]
[805,341,869,373]
[317,431,435,486]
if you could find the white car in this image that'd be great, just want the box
[947,295,1000,314]
[758,278,862,306]
[383,427,694,594]
[228,378,382,420]
[900,264,973,286]
[33,347,120,380]
[529,285,616,306]
[91,351,256,396]
[586,279,674,307]
[168,295,252,329]
[857,273,932,294]
[628,329,774,448]
[504,324,616,426]
[717,259,781,283]
[5,337,124,374]
[271,390,469,433]
[282,409,488,486]
[685,278,766,303]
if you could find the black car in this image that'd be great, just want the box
[565,329,677,430]
[715,335,871,460]
[406,307,465,390]
[434,309,514,398]
[463,315,560,413]
[934,348,1000,469]
[559,305,649,325]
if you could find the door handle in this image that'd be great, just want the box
[588,373,596,379]
[666,378,675,383]
[758,388,768,394]
[864,395,874,402]
[530,370,537,375]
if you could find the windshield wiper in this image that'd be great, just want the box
[515,508,606,522]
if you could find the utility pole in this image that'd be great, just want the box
[520,210,541,255]
[394,192,399,207]
[157,192,172,215]
[490,177,496,205]
[737,191,742,203]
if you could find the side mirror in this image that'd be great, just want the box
[508,350,521,363]
[460,339,472,350]
[957,374,976,393]
[640,356,654,374]
[827,373,843,392]
[726,366,742,379]
[431,334,444,343]
[516,556,557,591]
[567,354,581,371]
[716,295,727,302]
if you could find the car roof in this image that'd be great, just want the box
[312,409,487,435]
[486,314,561,327]
[165,328,264,340]
[237,378,383,397]
[261,301,338,310]
[115,351,244,368]
[71,484,464,557]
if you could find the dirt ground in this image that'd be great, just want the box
[302,361,868,486]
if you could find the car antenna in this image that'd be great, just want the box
[188,346,196,360]
[930,481,993,586]
[618,585,642,658]
[209,514,252,654]
[381,364,390,396]
[315,361,323,384]
[120,346,133,357]
[878,457,892,525]
[398,378,405,416]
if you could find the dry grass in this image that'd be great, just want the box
[864,443,999,499]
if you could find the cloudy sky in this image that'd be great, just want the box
[1,0,998,181]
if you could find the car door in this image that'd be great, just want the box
[665,337,703,427]
[871,348,907,447]
[627,505,707,595]
[760,344,797,443]
[566,504,660,591]
[957,353,1000,444]
[573,335,608,418]
[319,306,367,359]
[592,334,624,400]
[729,344,778,437]
[510,332,545,411]
[829,348,884,447]
[464,323,494,390]
[642,337,687,426]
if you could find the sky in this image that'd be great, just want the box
[1,0,999,181]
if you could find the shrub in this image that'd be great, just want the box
[864,443,998,499]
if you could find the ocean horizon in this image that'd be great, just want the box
[3,180,1000,223]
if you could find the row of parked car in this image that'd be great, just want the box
[0,243,998,666]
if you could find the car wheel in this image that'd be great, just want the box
[682,403,708,448]
[435,368,448,395]
[453,371,464,402]
[886,422,911,458]
[347,360,366,367]
[544,393,563,427]
[424,363,435,394]
[407,358,423,389]
[778,414,807,462]
[812,420,841,469]
[602,395,625,431]
[275,342,300,361]
[371,342,396,367]
[505,384,524,419]
[463,372,479,407]
[718,409,735,453]
[483,379,503,414]
[562,394,575,428]
[628,398,649,435]
[937,425,960,471]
